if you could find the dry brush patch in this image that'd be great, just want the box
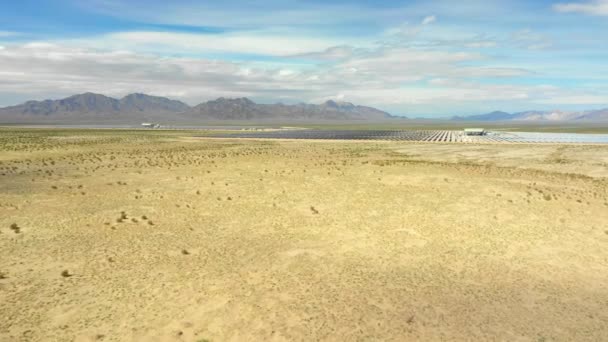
[0,129,607,341]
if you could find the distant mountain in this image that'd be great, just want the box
[512,110,582,121]
[0,92,191,122]
[577,108,608,121]
[119,93,190,113]
[5,93,122,117]
[315,100,393,120]
[452,111,513,121]
[189,97,264,120]
[453,108,608,122]
[0,93,396,123]
[188,98,394,121]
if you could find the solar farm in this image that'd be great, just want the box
[214,129,608,144]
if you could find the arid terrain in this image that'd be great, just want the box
[1,128,607,341]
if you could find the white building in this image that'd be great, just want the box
[464,128,485,136]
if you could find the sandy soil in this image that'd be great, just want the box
[1,130,608,341]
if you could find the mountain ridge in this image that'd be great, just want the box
[0,93,396,123]
[2,92,607,122]
[187,97,394,121]
[451,109,608,122]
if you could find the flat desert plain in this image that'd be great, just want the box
[1,128,608,341]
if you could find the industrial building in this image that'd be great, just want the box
[463,128,485,136]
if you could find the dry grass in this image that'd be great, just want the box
[1,129,608,341]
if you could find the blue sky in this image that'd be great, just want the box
[1,0,608,117]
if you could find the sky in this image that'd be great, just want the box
[1,0,608,117]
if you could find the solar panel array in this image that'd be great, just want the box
[211,130,608,144]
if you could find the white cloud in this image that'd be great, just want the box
[384,23,423,38]
[464,41,497,48]
[554,0,608,16]
[509,29,553,50]
[422,15,437,25]
[75,31,348,57]
[316,85,532,107]
[0,43,497,107]
[384,16,437,40]
[0,38,605,115]
[535,94,608,105]
[291,46,356,60]
[0,43,258,104]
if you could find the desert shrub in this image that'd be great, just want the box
[9,223,20,233]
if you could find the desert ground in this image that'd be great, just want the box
[1,128,607,341]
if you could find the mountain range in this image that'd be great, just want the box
[451,109,608,121]
[0,93,394,123]
[1,92,607,123]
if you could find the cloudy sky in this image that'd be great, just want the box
[1,0,608,117]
